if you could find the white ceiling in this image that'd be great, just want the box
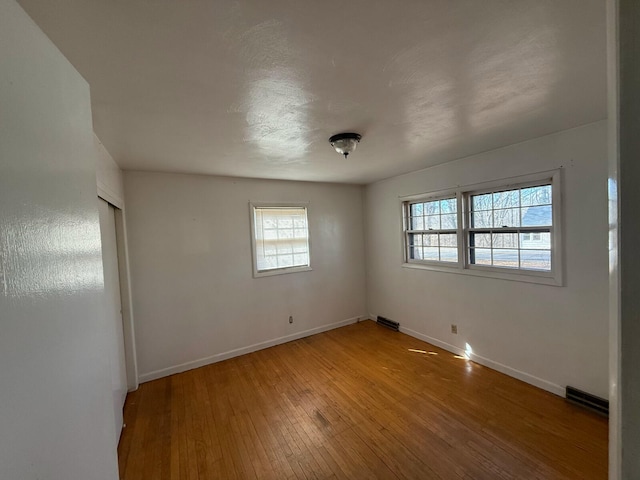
[18,0,607,184]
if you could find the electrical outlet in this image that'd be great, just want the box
[289,315,293,324]
[451,324,458,334]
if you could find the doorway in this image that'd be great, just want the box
[98,197,128,442]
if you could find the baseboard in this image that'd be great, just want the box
[399,325,565,397]
[138,315,363,383]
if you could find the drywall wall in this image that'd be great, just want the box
[0,1,119,478]
[365,121,609,398]
[615,0,640,476]
[95,133,125,207]
[124,172,367,381]
[606,0,621,475]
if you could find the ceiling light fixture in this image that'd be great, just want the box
[329,132,361,158]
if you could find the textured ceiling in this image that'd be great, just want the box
[18,0,607,184]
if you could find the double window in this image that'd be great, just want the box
[402,171,562,285]
[250,203,311,277]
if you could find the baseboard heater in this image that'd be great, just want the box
[376,316,399,332]
[566,386,609,416]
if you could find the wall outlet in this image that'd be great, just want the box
[289,315,293,324]
[451,324,458,334]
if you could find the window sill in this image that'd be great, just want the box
[401,262,563,286]
[253,265,312,278]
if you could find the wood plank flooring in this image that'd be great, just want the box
[118,321,607,479]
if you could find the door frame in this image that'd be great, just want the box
[98,187,139,392]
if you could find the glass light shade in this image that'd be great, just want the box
[332,138,358,156]
[329,133,362,158]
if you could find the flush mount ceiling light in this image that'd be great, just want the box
[329,132,362,158]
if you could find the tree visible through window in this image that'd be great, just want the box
[405,197,458,263]
[402,171,562,284]
[468,184,552,271]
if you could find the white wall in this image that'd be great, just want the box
[95,133,125,207]
[606,0,621,474]
[365,121,609,398]
[124,172,367,381]
[0,1,119,478]
[612,0,640,476]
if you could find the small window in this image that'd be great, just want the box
[250,204,311,277]
[404,196,458,264]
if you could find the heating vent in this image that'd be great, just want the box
[376,316,399,332]
[566,386,609,416]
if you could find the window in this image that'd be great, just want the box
[404,196,459,264]
[468,184,552,271]
[250,203,311,277]
[401,171,562,285]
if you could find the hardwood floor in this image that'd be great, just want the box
[118,321,607,479]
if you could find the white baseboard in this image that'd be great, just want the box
[398,325,565,397]
[138,315,363,384]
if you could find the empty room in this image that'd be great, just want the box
[2,0,639,478]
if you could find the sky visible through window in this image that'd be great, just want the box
[406,184,553,272]
[408,197,458,263]
[469,184,552,271]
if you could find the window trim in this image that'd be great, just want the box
[400,170,563,286]
[249,201,312,278]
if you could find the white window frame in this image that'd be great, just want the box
[401,170,563,286]
[402,190,463,268]
[249,202,312,278]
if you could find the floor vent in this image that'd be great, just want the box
[566,386,609,417]
[376,316,399,332]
